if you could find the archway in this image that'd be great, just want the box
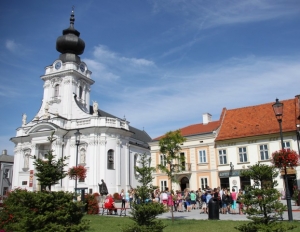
[180,177,189,191]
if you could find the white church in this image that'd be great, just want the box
[10,10,151,195]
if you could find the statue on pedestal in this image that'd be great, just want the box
[98,179,108,203]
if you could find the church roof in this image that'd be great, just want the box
[89,106,152,143]
[0,150,14,163]
[56,9,85,64]
[153,120,220,141]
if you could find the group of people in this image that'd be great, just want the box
[152,186,244,215]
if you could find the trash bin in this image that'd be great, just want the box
[208,198,219,220]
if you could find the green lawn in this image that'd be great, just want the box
[84,215,299,232]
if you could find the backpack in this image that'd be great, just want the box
[201,194,206,202]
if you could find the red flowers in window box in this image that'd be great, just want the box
[68,165,87,180]
[271,149,299,168]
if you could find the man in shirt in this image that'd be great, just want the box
[104,194,118,215]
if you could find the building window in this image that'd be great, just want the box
[160,180,167,191]
[4,169,9,178]
[283,141,291,149]
[200,177,208,190]
[218,149,227,165]
[238,147,247,162]
[107,149,114,169]
[160,154,166,166]
[54,84,59,97]
[79,86,83,99]
[199,150,207,163]
[259,144,269,160]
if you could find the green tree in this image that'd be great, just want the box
[32,132,69,191]
[123,153,166,232]
[157,130,186,221]
[235,163,297,232]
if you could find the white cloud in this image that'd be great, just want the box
[151,0,299,28]
[99,54,300,138]
[5,40,20,53]
[93,45,155,67]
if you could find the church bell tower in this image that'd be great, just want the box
[38,9,94,120]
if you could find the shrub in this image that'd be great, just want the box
[113,192,120,200]
[0,188,89,232]
[85,193,99,214]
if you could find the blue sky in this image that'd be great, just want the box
[1,0,300,155]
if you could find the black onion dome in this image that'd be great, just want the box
[56,9,85,63]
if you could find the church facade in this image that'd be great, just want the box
[10,10,151,195]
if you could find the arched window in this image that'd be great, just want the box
[79,86,83,99]
[54,84,59,97]
[107,149,114,169]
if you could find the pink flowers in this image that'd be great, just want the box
[68,165,87,180]
[271,149,299,168]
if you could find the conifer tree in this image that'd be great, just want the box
[32,131,68,191]
[123,153,166,232]
[235,163,297,232]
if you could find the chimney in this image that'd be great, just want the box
[2,149,7,155]
[203,113,212,125]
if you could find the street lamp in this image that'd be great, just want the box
[74,129,81,200]
[272,98,293,221]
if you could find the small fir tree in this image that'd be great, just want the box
[123,153,166,232]
[32,131,69,191]
[235,163,297,232]
[157,130,186,221]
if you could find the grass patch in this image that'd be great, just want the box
[84,215,299,232]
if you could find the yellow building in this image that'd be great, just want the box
[149,113,221,191]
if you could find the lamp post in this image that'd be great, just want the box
[272,98,293,221]
[74,129,81,200]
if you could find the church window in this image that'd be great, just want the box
[79,86,83,99]
[107,149,114,169]
[54,84,59,97]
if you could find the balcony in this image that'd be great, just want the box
[173,163,192,173]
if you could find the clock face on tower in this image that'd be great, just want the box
[55,62,61,70]
[80,63,85,72]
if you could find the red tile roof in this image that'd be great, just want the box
[153,120,220,141]
[215,97,299,141]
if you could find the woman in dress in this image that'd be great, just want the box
[231,188,237,214]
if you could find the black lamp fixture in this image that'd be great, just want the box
[74,129,81,200]
[272,98,293,221]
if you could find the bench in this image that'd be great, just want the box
[99,205,129,216]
